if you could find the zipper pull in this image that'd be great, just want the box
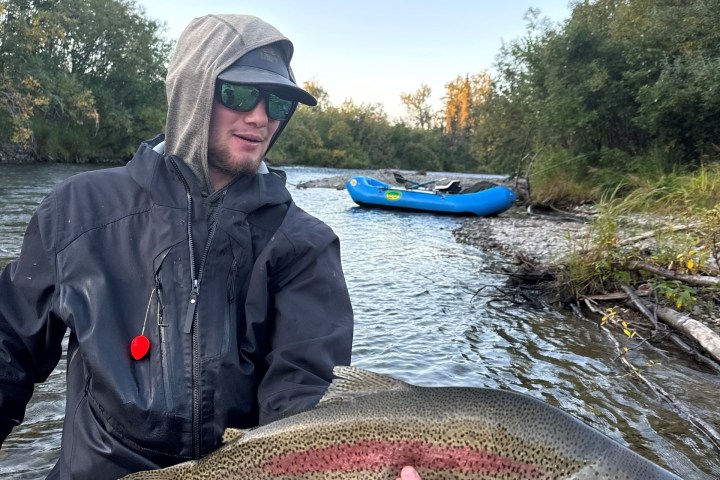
[184,280,199,334]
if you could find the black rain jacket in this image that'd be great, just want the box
[0,137,353,478]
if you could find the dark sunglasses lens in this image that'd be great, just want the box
[267,94,294,121]
[219,82,294,120]
[220,84,261,112]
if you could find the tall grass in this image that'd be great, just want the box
[551,164,720,303]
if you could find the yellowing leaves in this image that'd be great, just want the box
[600,306,637,338]
[673,245,705,275]
[443,73,492,135]
[621,320,636,338]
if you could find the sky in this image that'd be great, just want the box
[138,1,573,120]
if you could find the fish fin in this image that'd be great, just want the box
[319,366,411,405]
[221,428,245,444]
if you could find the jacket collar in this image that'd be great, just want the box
[127,136,292,213]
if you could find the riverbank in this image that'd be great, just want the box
[0,142,125,164]
[453,206,720,327]
[452,204,591,265]
[298,169,580,266]
[300,170,720,369]
[454,201,720,387]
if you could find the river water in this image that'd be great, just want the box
[0,163,718,479]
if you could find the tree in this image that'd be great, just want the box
[0,0,172,160]
[0,0,95,145]
[400,84,434,129]
[443,73,491,136]
[302,80,330,112]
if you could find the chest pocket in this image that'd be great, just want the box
[226,233,257,352]
[196,226,254,361]
[153,247,175,413]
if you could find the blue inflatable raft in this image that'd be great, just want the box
[346,176,515,217]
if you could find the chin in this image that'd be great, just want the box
[235,159,262,175]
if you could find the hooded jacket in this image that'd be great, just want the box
[0,15,353,479]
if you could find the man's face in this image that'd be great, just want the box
[207,95,281,190]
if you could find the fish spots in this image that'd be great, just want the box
[263,439,545,477]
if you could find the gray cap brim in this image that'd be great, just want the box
[217,66,317,106]
[217,45,317,106]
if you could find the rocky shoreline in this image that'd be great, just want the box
[452,205,590,266]
[301,170,720,355]
[0,143,37,163]
[297,169,577,265]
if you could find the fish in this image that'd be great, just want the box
[121,366,682,479]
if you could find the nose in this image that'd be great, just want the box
[243,98,270,126]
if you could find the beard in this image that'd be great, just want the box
[207,141,263,179]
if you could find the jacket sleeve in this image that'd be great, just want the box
[256,222,353,424]
[0,194,66,447]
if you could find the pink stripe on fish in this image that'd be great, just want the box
[263,439,544,476]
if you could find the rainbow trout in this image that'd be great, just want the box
[122,366,681,479]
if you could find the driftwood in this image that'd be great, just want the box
[593,284,720,368]
[618,284,720,373]
[650,304,720,365]
[577,301,720,451]
[579,278,720,372]
[666,334,720,374]
[526,204,589,223]
[620,284,659,330]
[615,222,700,248]
[581,285,651,302]
[623,261,720,287]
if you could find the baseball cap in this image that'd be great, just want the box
[217,44,317,106]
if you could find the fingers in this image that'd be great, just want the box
[398,466,421,480]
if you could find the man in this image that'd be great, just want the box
[0,13,352,478]
[0,13,423,480]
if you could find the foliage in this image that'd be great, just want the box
[601,307,637,339]
[1,0,719,182]
[468,0,720,190]
[698,204,720,268]
[653,280,698,309]
[555,168,720,307]
[526,148,597,204]
[443,73,491,136]
[0,0,171,161]
[272,99,469,172]
[400,84,434,130]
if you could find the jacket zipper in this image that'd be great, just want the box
[155,273,173,412]
[153,248,172,412]
[169,159,227,459]
[223,259,239,355]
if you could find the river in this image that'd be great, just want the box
[0,163,718,479]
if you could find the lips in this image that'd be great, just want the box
[235,132,263,143]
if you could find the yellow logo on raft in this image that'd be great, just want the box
[350,179,357,186]
[385,190,402,201]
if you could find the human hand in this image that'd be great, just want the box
[395,466,421,480]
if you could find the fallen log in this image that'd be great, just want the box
[620,284,659,330]
[616,222,700,248]
[667,334,720,374]
[623,261,720,287]
[575,300,720,451]
[648,303,720,365]
[618,284,720,373]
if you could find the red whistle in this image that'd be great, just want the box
[130,335,150,360]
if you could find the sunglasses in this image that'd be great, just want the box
[216,82,295,121]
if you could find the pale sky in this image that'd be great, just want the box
[138,1,572,120]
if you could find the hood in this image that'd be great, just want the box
[164,14,298,195]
